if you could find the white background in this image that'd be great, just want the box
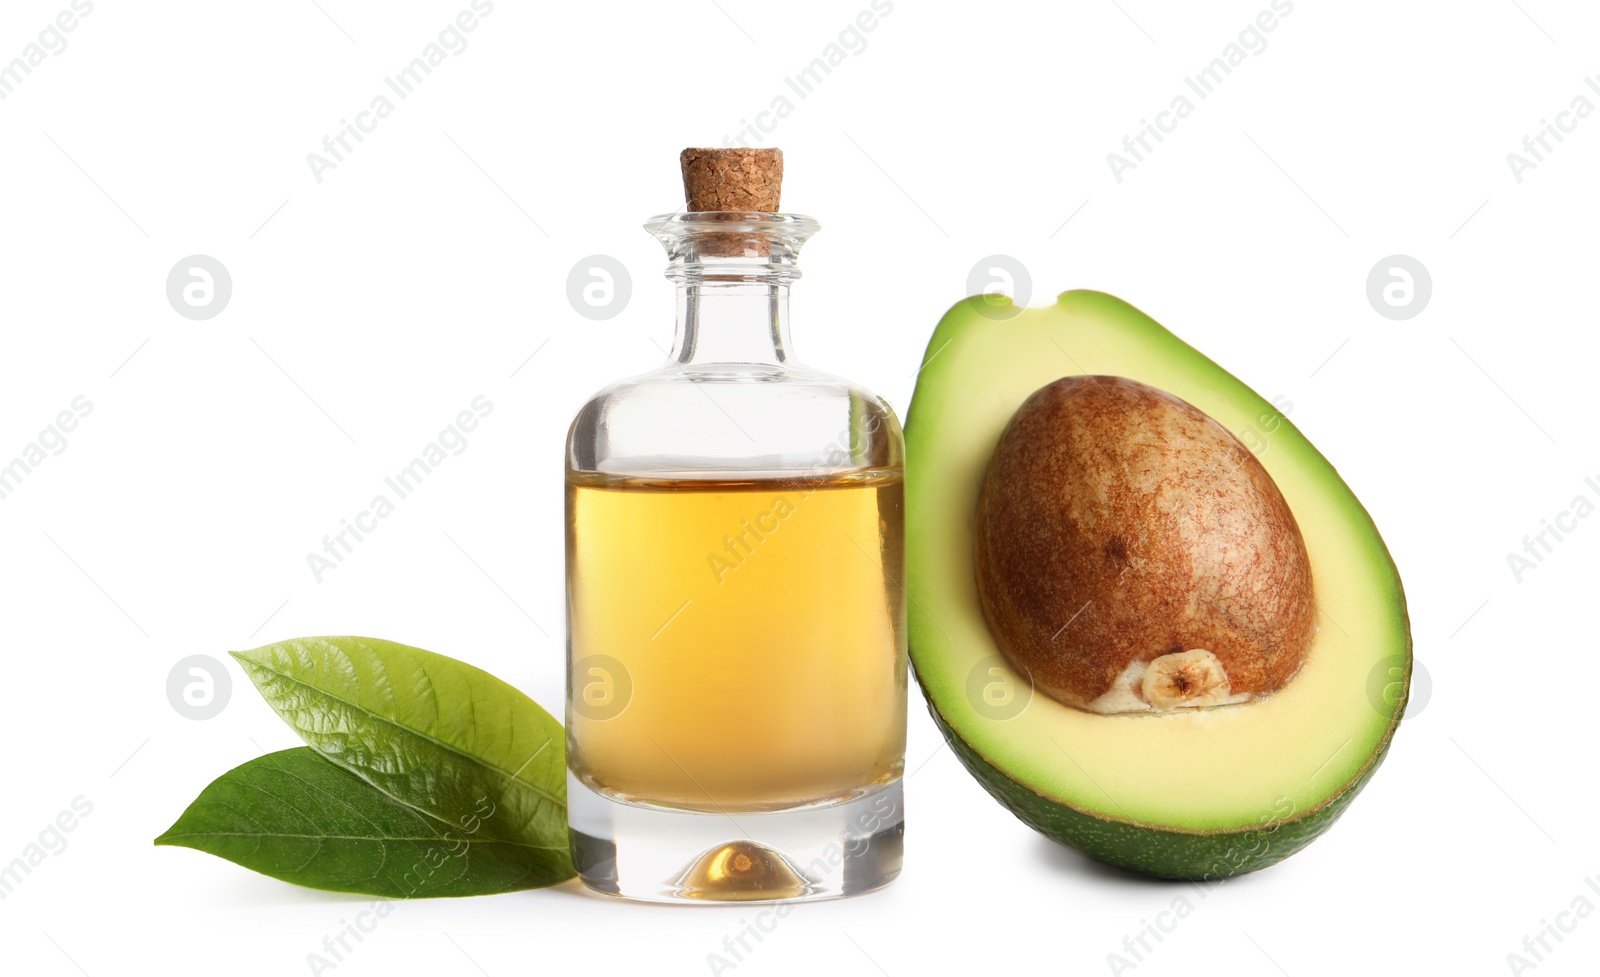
[1,1,1595,974]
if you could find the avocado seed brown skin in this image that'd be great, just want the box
[973,376,1316,713]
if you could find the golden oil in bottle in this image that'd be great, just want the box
[567,470,906,811]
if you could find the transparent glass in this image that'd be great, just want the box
[564,212,906,902]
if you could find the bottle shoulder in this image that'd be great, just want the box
[567,363,903,478]
[572,364,898,420]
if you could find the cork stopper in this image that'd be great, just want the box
[680,148,783,212]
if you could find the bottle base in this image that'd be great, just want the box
[567,772,904,904]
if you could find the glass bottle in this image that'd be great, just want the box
[564,150,906,903]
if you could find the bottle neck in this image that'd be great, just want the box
[646,213,819,370]
[670,280,793,367]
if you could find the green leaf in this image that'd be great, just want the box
[156,748,569,897]
[229,636,571,875]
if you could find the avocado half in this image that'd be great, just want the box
[906,290,1410,879]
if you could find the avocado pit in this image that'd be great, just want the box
[973,376,1315,714]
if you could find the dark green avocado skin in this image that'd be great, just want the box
[924,688,1397,880]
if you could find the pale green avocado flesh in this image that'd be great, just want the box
[906,290,1410,879]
